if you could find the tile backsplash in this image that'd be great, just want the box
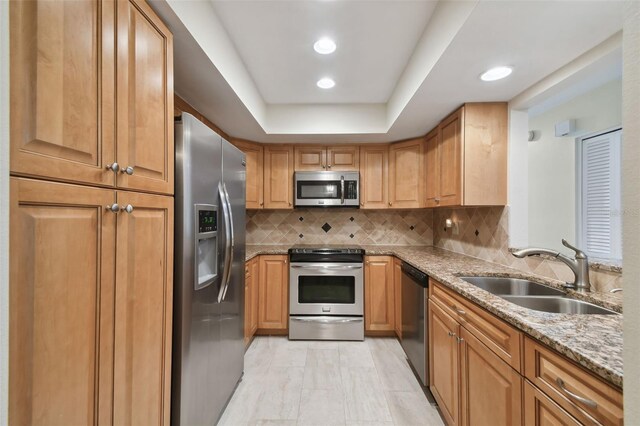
[246,208,434,246]
[246,205,621,292]
[432,206,622,293]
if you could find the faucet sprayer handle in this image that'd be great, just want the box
[562,239,587,259]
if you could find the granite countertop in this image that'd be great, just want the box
[245,244,623,388]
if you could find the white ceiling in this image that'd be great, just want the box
[150,0,625,143]
[211,1,437,104]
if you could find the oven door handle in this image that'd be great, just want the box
[290,265,362,270]
[291,317,363,324]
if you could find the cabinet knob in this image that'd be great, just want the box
[120,166,135,175]
[448,331,455,337]
[360,202,364,207]
[105,203,120,213]
[121,204,134,214]
[435,197,440,203]
[284,260,287,264]
[105,162,120,173]
[260,202,264,206]
[322,164,326,169]
[388,202,392,207]
[288,202,292,207]
[327,164,332,168]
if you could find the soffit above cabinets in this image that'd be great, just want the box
[150,0,624,143]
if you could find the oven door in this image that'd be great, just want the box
[289,262,363,316]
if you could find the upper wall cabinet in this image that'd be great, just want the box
[388,138,425,209]
[233,140,264,209]
[264,145,294,209]
[426,103,508,207]
[294,145,359,171]
[10,0,174,195]
[359,145,389,209]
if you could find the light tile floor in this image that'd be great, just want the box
[218,337,445,426]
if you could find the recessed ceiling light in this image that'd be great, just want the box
[314,38,336,55]
[317,78,335,89]
[480,66,513,82]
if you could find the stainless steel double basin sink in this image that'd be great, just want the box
[459,276,617,315]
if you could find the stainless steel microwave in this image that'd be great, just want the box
[294,171,359,207]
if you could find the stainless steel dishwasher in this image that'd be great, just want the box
[400,261,429,386]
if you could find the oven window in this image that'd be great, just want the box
[298,276,355,304]
[297,181,340,199]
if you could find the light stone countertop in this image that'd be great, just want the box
[245,244,623,388]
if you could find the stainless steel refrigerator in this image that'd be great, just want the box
[173,113,246,425]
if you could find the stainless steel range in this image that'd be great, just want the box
[289,247,365,341]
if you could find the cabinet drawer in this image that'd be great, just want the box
[524,380,581,426]
[524,337,623,426]
[430,279,522,372]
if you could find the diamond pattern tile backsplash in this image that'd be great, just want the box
[433,206,622,293]
[246,206,621,292]
[246,208,434,246]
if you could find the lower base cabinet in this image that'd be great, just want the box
[364,256,395,333]
[10,177,173,425]
[244,257,260,345]
[257,255,289,331]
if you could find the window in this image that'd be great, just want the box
[577,128,622,262]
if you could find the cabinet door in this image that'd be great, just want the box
[393,257,403,339]
[10,0,116,187]
[258,255,289,330]
[359,145,389,209]
[424,128,440,208]
[524,381,581,426]
[327,145,359,171]
[460,327,523,426]
[9,178,116,426]
[438,108,463,206]
[234,140,264,209]
[250,258,260,335]
[294,145,326,171]
[113,191,173,426]
[264,145,294,209]
[116,0,174,195]
[429,300,461,426]
[388,138,425,208]
[364,256,395,332]
[244,262,252,345]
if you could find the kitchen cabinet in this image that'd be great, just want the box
[233,140,264,209]
[393,257,402,339]
[429,300,461,426]
[294,145,359,171]
[388,138,425,208]
[425,103,508,207]
[359,145,389,209]
[115,0,174,195]
[524,381,581,426]
[523,337,623,426]
[263,145,294,209]
[364,256,395,333]
[244,258,260,345]
[10,177,173,425]
[10,0,174,195]
[258,255,289,331]
[429,279,524,426]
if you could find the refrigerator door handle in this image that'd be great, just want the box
[218,183,232,303]
[221,183,234,301]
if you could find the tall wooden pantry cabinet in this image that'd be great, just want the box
[8,0,175,424]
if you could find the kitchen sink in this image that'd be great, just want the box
[460,276,618,315]
[501,296,617,315]
[459,276,565,296]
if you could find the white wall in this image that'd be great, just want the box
[527,79,622,254]
[0,0,10,423]
[623,2,640,423]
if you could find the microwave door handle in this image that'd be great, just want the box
[340,176,345,205]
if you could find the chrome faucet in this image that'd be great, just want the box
[512,239,591,293]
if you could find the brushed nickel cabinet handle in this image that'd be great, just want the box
[556,378,597,408]
[121,204,134,214]
[120,166,135,175]
[106,162,120,173]
[105,203,120,213]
